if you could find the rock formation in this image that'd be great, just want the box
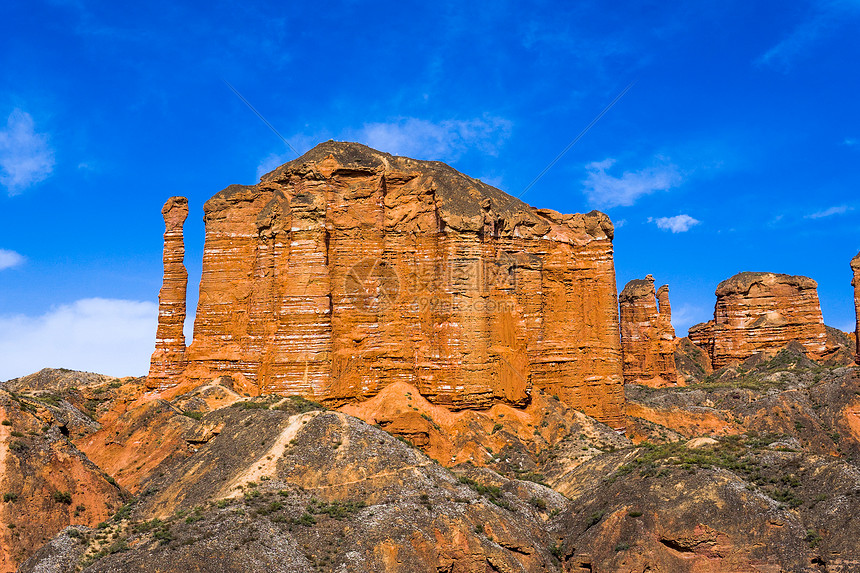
[149,142,625,428]
[147,197,189,389]
[689,272,828,368]
[852,251,860,364]
[618,275,677,386]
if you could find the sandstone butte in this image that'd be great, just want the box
[618,275,678,386]
[688,271,829,369]
[852,250,860,364]
[147,141,626,429]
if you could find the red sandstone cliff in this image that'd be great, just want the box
[852,251,860,364]
[147,197,189,389]
[689,272,828,368]
[618,275,677,386]
[148,142,625,428]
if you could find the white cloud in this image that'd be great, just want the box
[806,205,853,219]
[671,303,711,337]
[256,151,292,180]
[757,1,860,70]
[582,157,682,208]
[650,214,701,233]
[845,138,857,147]
[0,249,24,270]
[0,298,158,381]
[348,115,512,161]
[0,109,56,195]
[256,116,513,181]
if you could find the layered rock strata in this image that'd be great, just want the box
[853,251,860,364]
[689,272,828,368]
[147,197,189,389]
[148,141,625,428]
[618,275,677,386]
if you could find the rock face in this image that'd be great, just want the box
[150,141,625,428]
[852,251,860,364]
[618,275,677,386]
[147,197,189,389]
[689,272,828,368]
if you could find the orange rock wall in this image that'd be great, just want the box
[147,197,189,389]
[852,252,860,364]
[618,276,677,386]
[690,272,828,369]
[150,142,626,428]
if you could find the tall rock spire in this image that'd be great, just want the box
[147,196,189,389]
[852,252,860,364]
[619,275,678,386]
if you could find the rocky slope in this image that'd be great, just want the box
[150,141,625,428]
[7,351,860,572]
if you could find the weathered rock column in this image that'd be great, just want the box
[656,284,672,324]
[147,196,189,389]
[619,275,677,386]
[702,272,827,368]
[852,252,860,364]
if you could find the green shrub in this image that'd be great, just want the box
[805,529,822,548]
[53,491,72,504]
[3,493,18,503]
[306,499,367,519]
[586,510,604,528]
[294,512,316,526]
[529,496,547,510]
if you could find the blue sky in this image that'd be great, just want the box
[1,0,859,379]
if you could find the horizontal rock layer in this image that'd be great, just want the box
[151,141,625,428]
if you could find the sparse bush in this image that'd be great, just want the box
[306,499,367,519]
[53,491,72,504]
[628,510,642,517]
[806,529,822,548]
[586,509,604,528]
[3,493,18,503]
[294,512,316,526]
[529,496,547,510]
[614,542,630,551]
[183,411,203,420]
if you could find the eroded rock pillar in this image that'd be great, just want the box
[852,252,860,364]
[619,275,677,386]
[147,196,189,389]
